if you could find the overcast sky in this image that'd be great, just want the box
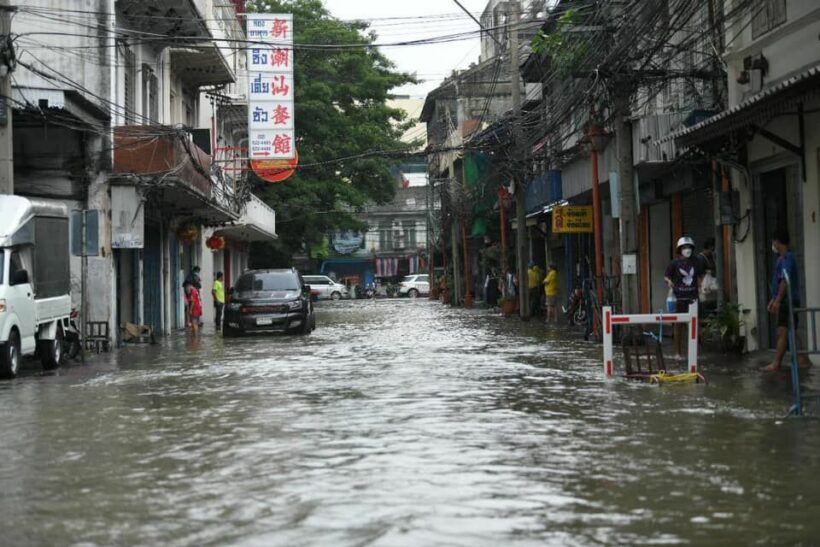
[322,0,491,97]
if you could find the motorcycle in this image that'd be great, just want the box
[562,287,587,326]
[62,308,82,360]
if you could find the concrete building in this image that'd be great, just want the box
[667,0,820,354]
[11,0,276,341]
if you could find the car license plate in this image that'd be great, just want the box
[256,317,274,326]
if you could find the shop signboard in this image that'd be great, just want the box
[247,13,295,161]
[552,206,594,233]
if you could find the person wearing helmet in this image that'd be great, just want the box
[664,236,704,360]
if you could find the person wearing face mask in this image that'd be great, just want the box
[664,236,704,360]
[763,230,811,371]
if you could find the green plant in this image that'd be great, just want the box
[703,303,745,341]
[531,9,589,79]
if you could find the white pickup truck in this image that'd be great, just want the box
[0,196,72,378]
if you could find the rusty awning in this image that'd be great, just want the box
[658,64,820,149]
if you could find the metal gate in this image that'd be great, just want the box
[143,224,163,333]
[169,232,180,329]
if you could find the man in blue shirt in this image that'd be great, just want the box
[763,230,811,371]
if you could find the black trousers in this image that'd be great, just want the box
[214,303,224,329]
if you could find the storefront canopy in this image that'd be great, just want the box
[659,64,820,149]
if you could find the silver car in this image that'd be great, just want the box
[303,275,348,300]
[398,274,430,298]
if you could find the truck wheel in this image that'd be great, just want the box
[331,291,342,301]
[0,330,21,379]
[40,328,63,370]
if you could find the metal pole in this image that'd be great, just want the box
[590,138,604,305]
[81,209,87,365]
[462,218,472,306]
[614,88,639,313]
[0,0,15,195]
[498,186,508,276]
[509,0,529,319]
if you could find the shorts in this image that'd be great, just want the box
[777,300,799,329]
[545,295,558,306]
[190,314,201,322]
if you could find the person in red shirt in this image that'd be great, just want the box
[184,281,202,335]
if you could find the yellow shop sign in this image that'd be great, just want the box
[552,206,593,233]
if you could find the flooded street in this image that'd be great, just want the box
[2,299,819,546]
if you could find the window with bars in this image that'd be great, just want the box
[141,64,159,124]
[120,42,137,124]
[752,0,786,39]
[379,221,392,250]
[403,221,417,248]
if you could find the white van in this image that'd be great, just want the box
[302,275,348,300]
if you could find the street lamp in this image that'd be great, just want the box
[585,119,608,305]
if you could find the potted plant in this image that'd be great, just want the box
[702,303,746,354]
[499,295,516,317]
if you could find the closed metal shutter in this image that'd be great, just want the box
[143,224,163,332]
[681,187,714,252]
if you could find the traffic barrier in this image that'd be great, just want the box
[602,302,698,377]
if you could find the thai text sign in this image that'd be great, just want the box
[552,206,594,233]
[247,13,295,160]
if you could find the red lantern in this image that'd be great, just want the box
[206,235,226,251]
[176,222,199,245]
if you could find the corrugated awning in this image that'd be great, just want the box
[12,87,110,128]
[658,64,820,148]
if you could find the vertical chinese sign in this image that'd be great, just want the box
[247,13,298,182]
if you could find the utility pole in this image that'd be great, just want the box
[613,85,640,313]
[0,0,15,194]
[509,0,529,319]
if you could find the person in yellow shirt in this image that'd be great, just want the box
[527,261,542,316]
[212,271,225,331]
[543,263,559,323]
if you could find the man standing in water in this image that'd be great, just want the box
[763,230,811,371]
[212,272,225,332]
[543,263,559,323]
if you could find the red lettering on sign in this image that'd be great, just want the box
[271,48,290,68]
[271,19,290,39]
[272,134,292,155]
[272,104,291,125]
[271,75,290,96]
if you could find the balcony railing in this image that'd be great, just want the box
[113,126,240,222]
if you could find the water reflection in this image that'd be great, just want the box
[0,299,818,545]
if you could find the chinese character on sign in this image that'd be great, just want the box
[251,74,270,94]
[272,134,292,155]
[252,107,269,123]
[271,75,290,96]
[271,48,290,68]
[251,49,268,65]
[272,105,291,125]
[271,18,290,39]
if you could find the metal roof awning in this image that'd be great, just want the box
[12,87,110,129]
[170,46,235,86]
[659,64,820,148]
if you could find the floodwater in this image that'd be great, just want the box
[1,299,819,546]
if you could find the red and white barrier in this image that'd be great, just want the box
[602,302,698,377]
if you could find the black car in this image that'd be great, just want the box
[223,268,316,336]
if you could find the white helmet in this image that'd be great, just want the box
[676,236,695,250]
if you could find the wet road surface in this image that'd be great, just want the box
[2,299,820,546]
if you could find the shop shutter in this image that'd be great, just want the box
[681,187,714,253]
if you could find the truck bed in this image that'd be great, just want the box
[36,294,72,324]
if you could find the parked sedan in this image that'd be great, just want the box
[302,275,349,300]
[224,269,316,336]
[398,274,430,298]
